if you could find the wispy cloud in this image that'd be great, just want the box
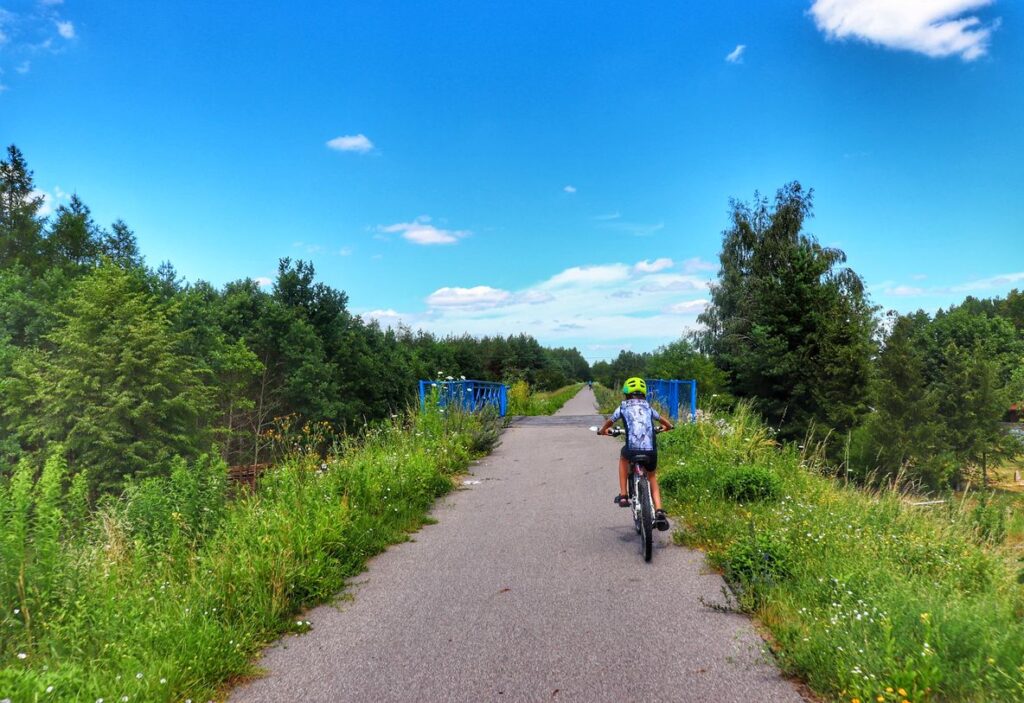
[0,5,76,91]
[599,219,665,237]
[593,212,621,221]
[563,185,577,194]
[377,216,470,246]
[680,257,717,274]
[809,0,999,61]
[874,271,1024,300]
[633,258,674,274]
[326,134,374,153]
[292,241,324,254]
[725,44,746,63]
[950,271,1024,292]
[254,277,273,287]
[664,299,709,314]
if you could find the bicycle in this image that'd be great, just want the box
[592,426,665,562]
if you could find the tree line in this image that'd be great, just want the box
[0,146,590,494]
[599,182,1022,490]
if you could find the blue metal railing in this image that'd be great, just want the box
[418,379,508,417]
[644,378,698,422]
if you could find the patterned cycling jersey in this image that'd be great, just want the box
[610,398,661,451]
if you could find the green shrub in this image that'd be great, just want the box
[658,465,709,494]
[718,525,792,588]
[719,465,781,502]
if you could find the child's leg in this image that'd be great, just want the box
[649,470,663,511]
[618,456,629,496]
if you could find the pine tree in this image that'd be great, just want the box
[0,145,45,270]
[1,263,215,492]
[699,182,877,440]
[865,314,948,486]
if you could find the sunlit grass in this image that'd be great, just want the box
[659,402,1024,703]
[0,407,498,702]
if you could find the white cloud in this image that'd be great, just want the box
[426,286,512,309]
[593,212,621,221]
[363,308,403,323]
[326,134,374,153]
[518,290,554,305]
[725,44,746,63]
[16,61,30,74]
[254,277,273,287]
[360,257,718,350]
[888,285,926,296]
[809,0,998,61]
[31,186,70,217]
[378,216,469,246]
[56,20,74,39]
[338,247,353,256]
[633,258,674,274]
[543,264,631,288]
[665,299,709,314]
[563,185,577,194]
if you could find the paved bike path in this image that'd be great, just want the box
[231,388,804,702]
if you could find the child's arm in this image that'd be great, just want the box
[597,418,615,435]
[659,416,674,432]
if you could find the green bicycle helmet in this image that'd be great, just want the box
[622,377,647,395]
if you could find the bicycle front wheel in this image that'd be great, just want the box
[637,475,654,562]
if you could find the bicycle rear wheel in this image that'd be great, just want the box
[637,475,653,562]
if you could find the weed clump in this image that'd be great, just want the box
[719,465,782,502]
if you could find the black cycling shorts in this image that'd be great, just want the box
[621,446,657,471]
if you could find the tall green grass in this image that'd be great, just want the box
[0,407,499,702]
[507,381,584,416]
[592,383,619,415]
[658,403,1024,703]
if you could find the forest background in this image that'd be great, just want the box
[2,144,1022,496]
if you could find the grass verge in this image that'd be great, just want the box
[0,407,500,702]
[657,403,1024,703]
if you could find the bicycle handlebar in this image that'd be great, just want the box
[589,426,667,436]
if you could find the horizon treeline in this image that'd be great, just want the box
[0,145,590,493]
[598,182,1023,490]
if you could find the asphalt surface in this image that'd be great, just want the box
[230,388,804,703]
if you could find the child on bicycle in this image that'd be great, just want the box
[597,377,674,530]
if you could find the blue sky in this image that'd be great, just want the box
[2,0,1021,361]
